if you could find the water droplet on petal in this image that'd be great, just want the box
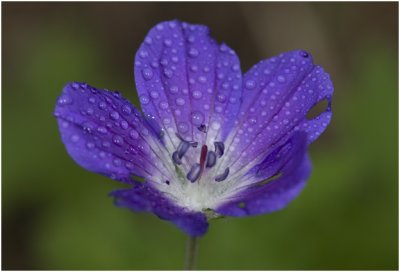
[169,86,178,94]
[110,111,120,120]
[175,98,185,106]
[120,105,131,115]
[113,135,124,146]
[130,130,139,139]
[120,120,129,129]
[141,67,153,80]
[159,101,168,109]
[145,37,152,45]
[211,122,221,130]
[97,126,108,134]
[150,91,159,99]
[163,39,172,47]
[217,94,226,103]
[140,96,150,104]
[191,111,204,125]
[178,122,189,133]
[188,47,199,58]
[86,142,95,149]
[192,90,202,99]
[198,76,207,84]
[58,94,73,105]
[245,79,256,90]
[163,68,173,78]
[71,134,79,143]
[98,102,107,110]
[277,75,286,83]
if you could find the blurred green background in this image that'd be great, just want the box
[3,2,398,270]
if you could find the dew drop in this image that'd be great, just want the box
[217,94,226,103]
[188,47,199,58]
[141,68,153,80]
[140,95,150,104]
[98,102,107,110]
[211,122,221,130]
[150,91,159,99]
[58,94,73,105]
[169,86,179,94]
[120,120,129,130]
[86,142,95,149]
[88,97,96,104]
[113,158,122,166]
[86,107,94,115]
[163,68,173,78]
[145,37,152,45]
[113,135,124,146]
[122,104,132,115]
[71,134,79,143]
[163,39,172,47]
[110,111,120,120]
[277,75,286,83]
[175,98,185,106]
[178,122,189,133]
[61,121,69,128]
[249,117,257,124]
[191,111,204,125]
[96,126,108,134]
[192,90,202,99]
[159,101,168,109]
[245,79,256,90]
[130,130,139,139]
[197,76,207,84]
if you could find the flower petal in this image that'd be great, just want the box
[110,182,209,236]
[54,82,171,183]
[134,20,242,153]
[219,50,333,178]
[216,133,311,217]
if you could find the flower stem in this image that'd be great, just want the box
[184,236,199,270]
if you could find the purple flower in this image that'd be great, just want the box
[54,20,333,237]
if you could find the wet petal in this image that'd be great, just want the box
[220,50,333,177]
[216,139,311,217]
[54,82,170,183]
[134,20,242,153]
[110,182,209,236]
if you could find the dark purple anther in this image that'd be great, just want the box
[205,151,217,168]
[215,167,230,182]
[197,124,207,133]
[187,163,201,182]
[214,142,225,158]
[177,141,190,158]
[172,151,182,165]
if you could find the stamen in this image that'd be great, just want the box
[205,151,217,168]
[197,124,207,133]
[215,167,230,182]
[177,141,190,158]
[214,142,225,157]
[187,163,201,182]
[172,151,182,165]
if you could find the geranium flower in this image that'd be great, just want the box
[54,20,333,237]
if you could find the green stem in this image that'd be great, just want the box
[184,236,199,270]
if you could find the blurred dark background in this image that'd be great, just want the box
[2,2,398,270]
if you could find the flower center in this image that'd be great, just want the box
[171,133,230,183]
